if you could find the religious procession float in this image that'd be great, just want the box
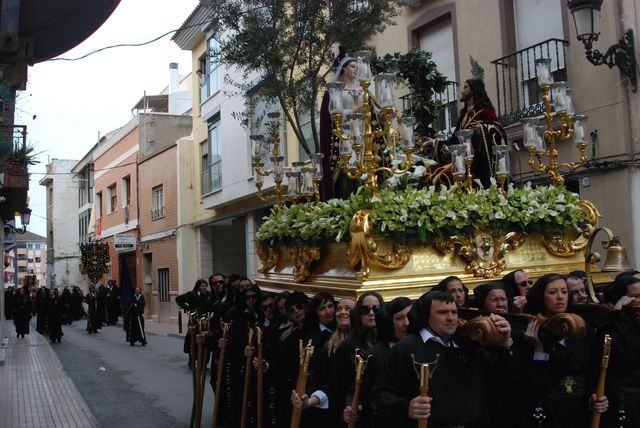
[253,52,630,303]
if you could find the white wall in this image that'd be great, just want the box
[44,159,84,289]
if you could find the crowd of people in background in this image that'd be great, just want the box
[3,279,146,346]
[176,270,640,428]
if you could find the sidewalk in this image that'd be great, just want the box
[0,329,99,428]
[143,318,186,338]
[0,318,182,428]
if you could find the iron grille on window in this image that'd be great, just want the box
[158,268,170,302]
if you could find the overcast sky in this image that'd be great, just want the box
[17,0,200,236]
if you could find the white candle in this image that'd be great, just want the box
[497,157,507,174]
[555,92,566,110]
[382,86,393,106]
[464,141,473,158]
[526,127,535,144]
[455,156,464,173]
[574,125,585,142]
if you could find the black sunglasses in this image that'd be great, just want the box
[358,304,380,316]
[519,280,533,287]
[288,303,305,314]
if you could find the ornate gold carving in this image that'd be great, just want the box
[347,210,412,277]
[256,243,280,274]
[291,243,321,283]
[542,200,601,257]
[433,231,526,278]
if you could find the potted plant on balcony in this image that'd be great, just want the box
[1,143,40,175]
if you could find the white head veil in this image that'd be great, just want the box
[331,56,356,83]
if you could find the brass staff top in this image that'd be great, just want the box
[601,334,612,368]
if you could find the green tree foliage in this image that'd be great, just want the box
[372,48,449,140]
[205,0,398,155]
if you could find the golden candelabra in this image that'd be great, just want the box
[329,51,417,200]
[523,58,589,186]
[251,112,324,207]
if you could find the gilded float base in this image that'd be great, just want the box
[255,235,612,301]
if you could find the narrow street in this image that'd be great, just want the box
[50,321,213,428]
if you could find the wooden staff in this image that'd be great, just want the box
[240,327,255,428]
[411,354,439,428]
[196,313,214,428]
[188,312,197,428]
[591,334,612,428]
[290,339,314,428]
[211,321,231,428]
[418,363,430,428]
[347,350,370,428]
[194,316,208,428]
[255,326,264,428]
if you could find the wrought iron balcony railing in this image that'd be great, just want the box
[491,38,569,126]
[0,124,28,176]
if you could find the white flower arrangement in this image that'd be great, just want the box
[256,183,586,246]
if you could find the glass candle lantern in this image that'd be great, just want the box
[351,113,364,149]
[271,156,285,181]
[376,73,396,109]
[535,58,553,86]
[535,126,547,154]
[399,117,415,149]
[353,50,373,82]
[551,82,569,112]
[252,162,264,185]
[565,89,575,116]
[449,144,467,177]
[573,115,589,144]
[286,171,300,196]
[339,120,353,155]
[250,135,265,158]
[301,167,316,195]
[435,130,448,141]
[521,117,540,149]
[310,153,324,179]
[292,161,304,174]
[456,129,474,160]
[493,145,511,177]
[327,82,345,115]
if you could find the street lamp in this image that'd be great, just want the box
[566,0,637,92]
[4,207,32,234]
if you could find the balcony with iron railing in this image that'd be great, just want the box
[0,124,30,220]
[491,38,569,126]
[0,124,28,174]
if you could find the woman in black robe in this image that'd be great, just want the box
[13,287,31,338]
[35,286,49,334]
[365,297,412,427]
[84,284,100,334]
[334,291,384,427]
[432,275,469,309]
[596,275,640,427]
[47,288,64,343]
[290,292,337,428]
[271,291,309,427]
[60,287,73,325]
[522,273,608,427]
[124,288,146,346]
